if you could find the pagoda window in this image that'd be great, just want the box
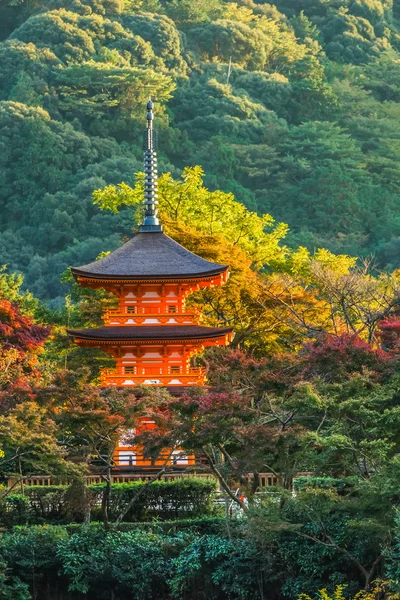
[124,365,137,374]
[167,306,177,313]
[172,451,188,465]
[170,365,181,374]
[126,306,136,314]
[117,450,136,466]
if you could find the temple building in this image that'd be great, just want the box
[68,100,232,470]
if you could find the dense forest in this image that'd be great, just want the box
[4,1,400,599]
[1,0,400,301]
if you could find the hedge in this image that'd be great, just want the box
[65,516,234,536]
[293,476,359,493]
[0,478,217,526]
[0,524,260,600]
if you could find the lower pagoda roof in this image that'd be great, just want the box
[68,325,232,342]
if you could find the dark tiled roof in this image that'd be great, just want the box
[71,232,227,280]
[68,325,232,341]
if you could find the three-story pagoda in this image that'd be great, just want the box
[68,101,232,391]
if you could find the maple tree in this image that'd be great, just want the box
[37,368,144,528]
[0,299,49,392]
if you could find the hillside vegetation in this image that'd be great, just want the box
[1,0,400,300]
[5,5,400,598]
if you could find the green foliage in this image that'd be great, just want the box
[64,516,230,534]
[89,478,217,521]
[163,0,223,26]
[0,525,68,597]
[169,534,263,599]
[0,518,383,600]
[0,524,268,599]
[93,165,288,267]
[121,13,187,72]
[0,495,30,527]
[385,510,400,593]
[0,561,30,600]
[3,1,400,595]
[57,527,169,597]
[0,479,217,525]
[0,0,400,294]
[293,477,354,493]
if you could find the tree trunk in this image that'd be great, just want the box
[251,472,259,495]
[364,554,383,589]
[84,503,91,526]
[283,473,293,490]
[101,470,111,530]
[114,466,167,526]
[203,446,247,512]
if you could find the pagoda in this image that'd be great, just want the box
[68,100,232,469]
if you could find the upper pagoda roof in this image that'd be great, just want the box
[71,231,227,281]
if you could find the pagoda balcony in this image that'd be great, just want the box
[99,367,206,387]
[103,309,200,326]
[112,451,196,469]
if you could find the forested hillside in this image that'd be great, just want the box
[1,0,400,302]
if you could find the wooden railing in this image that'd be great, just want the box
[86,472,214,484]
[112,451,196,469]
[8,471,314,489]
[100,367,205,386]
[7,472,214,487]
[103,310,199,326]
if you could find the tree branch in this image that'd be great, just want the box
[113,448,176,526]
[203,446,247,511]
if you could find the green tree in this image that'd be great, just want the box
[93,165,288,267]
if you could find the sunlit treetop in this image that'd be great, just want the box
[93,165,289,268]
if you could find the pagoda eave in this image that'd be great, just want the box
[71,270,229,287]
[71,337,232,347]
[68,325,233,345]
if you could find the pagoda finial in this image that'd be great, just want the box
[140,97,162,232]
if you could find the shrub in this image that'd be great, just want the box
[0,478,217,525]
[0,525,261,600]
[65,516,234,536]
[56,527,171,598]
[0,525,68,594]
[0,560,30,600]
[0,494,30,527]
[89,478,217,521]
[293,477,358,494]
[169,534,264,599]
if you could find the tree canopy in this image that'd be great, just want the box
[1,0,400,300]
[2,1,400,598]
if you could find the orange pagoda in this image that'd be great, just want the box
[68,100,232,470]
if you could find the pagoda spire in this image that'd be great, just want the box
[140,98,162,232]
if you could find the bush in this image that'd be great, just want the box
[0,495,30,527]
[56,527,170,598]
[0,525,261,600]
[0,478,217,525]
[293,477,358,494]
[0,525,68,595]
[90,478,217,521]
[169,534,264,599]
[65,516,233,536]
[0,561,30,600]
